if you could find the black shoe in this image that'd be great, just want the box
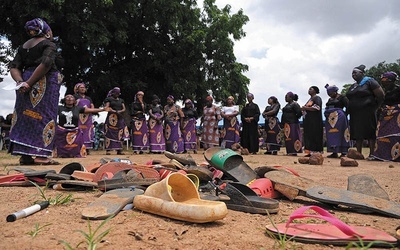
[327,153,338,158]
[272,151,278,155]
[264,151,272,155]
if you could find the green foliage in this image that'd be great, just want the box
[345,236,396,249]
[27,223,52,238]
[60,216,113,250]
[0,0,250,110]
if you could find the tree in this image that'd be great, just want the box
[341,59,400,95]
[0,0,249,112]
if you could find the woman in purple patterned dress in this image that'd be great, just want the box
[9,18,63,165]
[221,96,240,149]
[164,95,184,153]
[181,99,198,153]
[148,95,166,153]
[73,83,95,155]
[130,91,149,154]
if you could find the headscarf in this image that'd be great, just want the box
[107,87,120,97]
[184,99,194,108]
[74,83,85,94]
[167,95,174,101]
[205,95,213,102]
[353,64,366,73]
[310,86,320,94]
[25,18,51,37]
[247,93,254,98]
[134,91,144,103]
[324,84,339,95]
[381,71,399,82]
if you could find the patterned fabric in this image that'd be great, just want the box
[53,126,86,158]
[265,117,282,152]
[164,104,184,153]
[182,118,197,152]
[221,105,240,149]
[148,114,166,153]
[283,123,303,155]
[324,108,350,154]
[75,96,94,149]
[202,105,221,149]
[131,117,150,152]
[10,70,61,157]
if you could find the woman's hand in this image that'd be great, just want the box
[17,82,30,93]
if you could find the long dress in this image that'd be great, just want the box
[372,85,400,161]
[263,103,282,153]
[346,78,381,140]
[202,105,222,149]
[303,95,324,152]
[182,107,198,152]
[281,102,303,155]
[104,97,129,151]
[130,101,149,153]
[74,94,94,150]
[164,104,184,153]
[54,106,86,158]
[148,104,166,153]
[240,102,260,154]
[9,40,62,157]
[221,105,240,149]
[324,95,350,154]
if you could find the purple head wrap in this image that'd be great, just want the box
[107,87,121,97]
[74,83,86,94]
[381,71,399,82]
[247,93,254,98]
[167,95,174,100]
[25,18,51,37]
[324,84,339,94]
[184,99,194,108]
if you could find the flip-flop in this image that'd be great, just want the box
[265,205,397,247]
[265,171,400,218]
[164,151,197,166]
[52,180,98,191]
[60,162,86,175]
[204,147,257,184]
[253,165,300,178]
[214,181,279,214]
[97,169,158,191]
[93,162,160,183]
[34,159,60,165]
[82,187,144,220]
[133,173,228,223]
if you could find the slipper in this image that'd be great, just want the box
[19,156,35,165]
[164,151,197,166]
[254,165,300,178]
[265,205,397,247]
[0,173,46,186]
[204,147,257,185]
[93,162,160,183]
[23,169,57,178]
[133,173,228,223]
[264,170,317,200]
[45,172,72,181]
[34,159,60,165]
[265,170,400,218]
[347,174,390,200]
[52,180,98,191]
[60,162,86,175]
[214,181,279,214]
[97,169,159,191]
[82,187,144,220]
[248,178,281,199]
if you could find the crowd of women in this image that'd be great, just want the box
[6,17,400,164]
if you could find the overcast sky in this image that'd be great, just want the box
[1,0,400,119]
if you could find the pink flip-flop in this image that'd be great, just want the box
[266,205,398,247]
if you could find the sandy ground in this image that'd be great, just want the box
[0,149,399,250]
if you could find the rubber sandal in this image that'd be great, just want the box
[213,181,279,214]
[164,151,197,166]
[204,147,257,184]
[248,178,281,199]
[82,187,144,220]
[34,159,60,165]
[265,205,397,247]
[134,173,228,223]
[97,169,159,191]
[254,165,300,178]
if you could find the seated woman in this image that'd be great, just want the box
[54,94,108,158]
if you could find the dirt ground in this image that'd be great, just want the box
[0,148,399,250]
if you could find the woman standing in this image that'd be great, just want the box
[241,93,260,154]
[220,96,240,149]
[372,72,400,161]
[103,87,128,155]
[302,86,323,156]
[9,18,62,165]
[201,96,222,149]
[346,65,384,160]
[164,95,184,153]
[262,96,281,155]
[73,83,95,155]
[148,95,166,153]
[54,94,107,158]
[324,84,350,158]
[281,92,303,156]
[130,91,149,154]
[181,99,198,153]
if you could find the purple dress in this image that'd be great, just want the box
[182,107,198,152]
[74,95,94,149]
[9,39,62,157]
[164,104,184,153]
[221,105,240,149]
[148,105,166,153]
[104,97,129,150]
[130,101,149,152]
[281,102,303,155]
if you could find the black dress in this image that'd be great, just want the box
[346,78,380,140]
[303,95,323,152]
[240,102,260,153]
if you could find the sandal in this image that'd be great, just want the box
[365,155,376,161]
[34,158,60,165]
[19,155,35,165]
